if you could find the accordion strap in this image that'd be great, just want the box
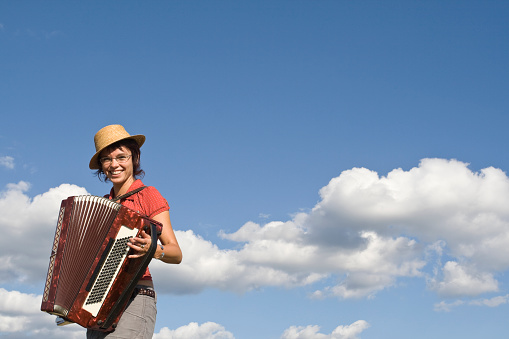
[112,186,147,202]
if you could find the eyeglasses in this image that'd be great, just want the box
[99,154,132,166]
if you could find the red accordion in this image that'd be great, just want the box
[41,195,162,332]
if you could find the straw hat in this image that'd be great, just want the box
[89,124,145,169]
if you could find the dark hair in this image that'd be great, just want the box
[94,139,145,182]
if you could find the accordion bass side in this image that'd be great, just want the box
[40,195,162,332]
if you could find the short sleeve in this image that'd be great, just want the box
[136,186,170,218]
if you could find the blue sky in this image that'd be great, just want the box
[1,1,509,338]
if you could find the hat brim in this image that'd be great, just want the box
[89,135,145,169]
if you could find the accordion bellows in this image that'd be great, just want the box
[41,195,162,332]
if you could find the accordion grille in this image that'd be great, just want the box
[86,236,131,305]
[54,196,121,312]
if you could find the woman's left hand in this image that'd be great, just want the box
[128,230,152,258]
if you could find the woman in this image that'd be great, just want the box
[87,124,182,339]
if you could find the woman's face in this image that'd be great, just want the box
[99,146,134,187]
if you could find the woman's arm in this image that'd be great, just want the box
[151,210,182,264]
[128,210,182,264]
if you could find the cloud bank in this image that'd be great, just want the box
[152,158,509,300]
[1,158,509,336]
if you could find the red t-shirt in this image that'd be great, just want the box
[106,179,170,280]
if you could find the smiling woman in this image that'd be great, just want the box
[94,140,141,194]
[87,124,182,339]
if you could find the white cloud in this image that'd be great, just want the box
[227,158,509,299]
[469,294,509,307]
[0,288,41,315]
[0,182,88,283]
[151,229,324,294]
[434,294,509,312]
[44,30,63,39]
[259,213,271,219]
[428,261,498,297]
[153,322,234,339]
[434,300,465,312]
[0,289,85,338]
[155,220,423,297]
[0,156,14,169]
[281,320,370,339]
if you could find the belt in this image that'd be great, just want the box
[132,287,156,299]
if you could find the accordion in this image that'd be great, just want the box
[40,195,162,332]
